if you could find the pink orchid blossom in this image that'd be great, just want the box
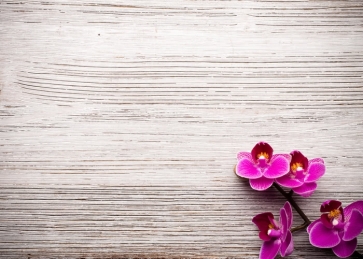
[307,200,363,258]
[275,151,325,197]
[252,202,294,259]
[236,142,291,191]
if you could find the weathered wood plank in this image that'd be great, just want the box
[1,0,363,258]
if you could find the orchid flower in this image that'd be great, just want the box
[236,142,291,191]
[307,200,363,258]
[275,151,325,197]
[252,202,294,259]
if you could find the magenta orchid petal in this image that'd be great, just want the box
[283,201,293,229]
[263,155,290,179]
[332,238,357,258]
[259,231,272,242]
[236,158,262,179]
[268,229,281,238]
[275,174,303,188]
[279,208,288,241]
[292,182,317,197]
[343,209,363,241]
[307,219,320,234]
[250,177,274,191]
[278,153,292,162]
[237,151,252,161]
[305,162,325,183]
[280,231,293,257]
[344,200,363,220]
[309,221,341,248]
[308,157,324,165]
[260,239,281,259]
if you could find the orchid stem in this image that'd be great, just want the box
[290,222,310,233]
[288,189,294,198]
[352,251,363,258]
[273,183,311,230]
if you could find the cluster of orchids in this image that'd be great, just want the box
[235,142,363,259]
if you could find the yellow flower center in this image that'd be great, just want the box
[291,162,303,172]
[258,152,269,159]
[328,209,341,219]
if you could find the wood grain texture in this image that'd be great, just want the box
[1,0,363,258]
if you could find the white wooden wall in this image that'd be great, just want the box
[1,0,363,258]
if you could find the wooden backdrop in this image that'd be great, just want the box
[1,0,363,258]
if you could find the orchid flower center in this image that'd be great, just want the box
[291,162,303,172]
[289,162,305,179]
[328,209,341,219]
[257,152,269,160]
[327,209,342,226]
[267,223,281,238]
